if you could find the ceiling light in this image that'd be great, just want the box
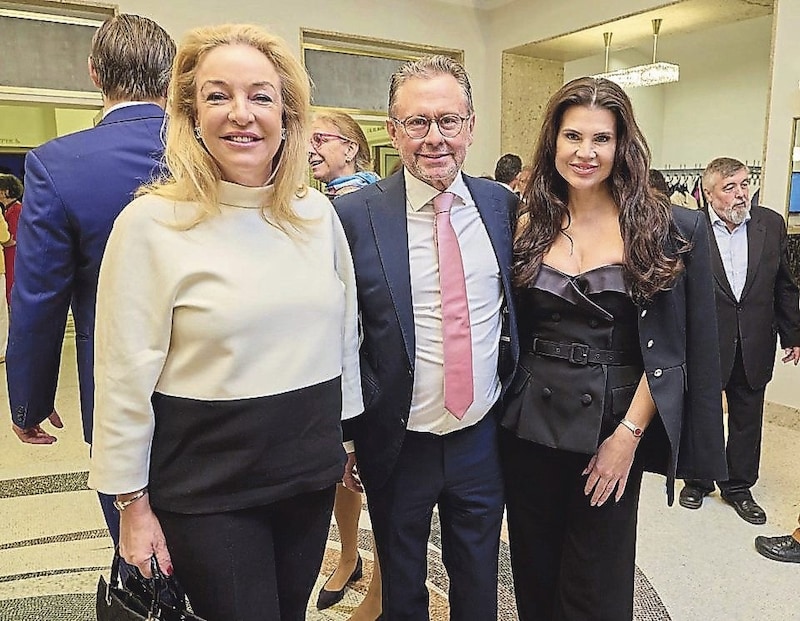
[593,19,680,88]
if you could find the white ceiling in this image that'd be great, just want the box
[506,0,773,61]
[432,0,516,11]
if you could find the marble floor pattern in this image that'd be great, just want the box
[1,328,799,620]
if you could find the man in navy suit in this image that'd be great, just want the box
[7,14,175,544]
[335,56,519,621]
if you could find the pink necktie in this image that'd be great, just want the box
[433,192,474,419]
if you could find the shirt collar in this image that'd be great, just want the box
[404,169,469,212]
[103,101,156,119]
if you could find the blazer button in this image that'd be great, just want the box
[641,309,648,318]
[653,368,663,378]
[647,339,654,348]
[580,393,593,406]
[541,387,552,399]
[551,312,561,322]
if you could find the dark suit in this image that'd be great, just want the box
[7,103,165,541]
[691,205,800,498]
[335,171,519,621]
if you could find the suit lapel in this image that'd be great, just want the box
[703,209,736,301]
[741,209,765,301]
[367,174,416,366]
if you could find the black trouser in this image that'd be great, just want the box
[155,486,335,621]
[500,429,644,621]
[687,345,765,499]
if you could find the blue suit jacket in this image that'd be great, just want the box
[8,103,166,441]
[334,171,520,491]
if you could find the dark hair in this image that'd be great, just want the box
[648,169,669,196]
[90,14,176,101]
[0,174,23,201]
[494,153,522,184]
[514,76,686,303]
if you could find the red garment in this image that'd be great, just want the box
[4,199,21,305]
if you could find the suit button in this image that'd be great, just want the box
[588,318,599,328]
[641,309,648,318]
[580,393,592,406]
[647,339,654,348]
[541,387,552,399]
[653,369,663,378]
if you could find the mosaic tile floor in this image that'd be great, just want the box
[0,468,669,620]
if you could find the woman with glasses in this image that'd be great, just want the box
[309,111,382,621]
[501,77,726,620]
[309,112,379,199]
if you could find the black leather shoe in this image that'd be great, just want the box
[678,485,709,509]
[755,534,800,563]
[316,555,363,610]
[722,495,767,525]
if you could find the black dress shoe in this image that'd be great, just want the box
[678,485,709,510]
[755,534,800,563]
[722,495,767,525]
[316,555,363,610]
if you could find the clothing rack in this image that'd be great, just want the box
[657,165,762,210]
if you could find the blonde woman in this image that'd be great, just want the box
[88,24,362,621]
[308,111,379,199]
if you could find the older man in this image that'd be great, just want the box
[7,14,175,545]
[680,157,800,524]
[335,56,519,620]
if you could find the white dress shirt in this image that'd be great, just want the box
[708,206,750,301]
[404,170,503,434]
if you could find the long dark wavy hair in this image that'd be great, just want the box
[514,77,687,303]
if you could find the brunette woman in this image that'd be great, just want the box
[501,76,727,620]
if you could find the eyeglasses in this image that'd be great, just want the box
[390,114,470,139]
[309,131,352,150]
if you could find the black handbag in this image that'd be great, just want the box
[96,550,205,621]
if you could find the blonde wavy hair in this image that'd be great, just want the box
[145,23,311,232]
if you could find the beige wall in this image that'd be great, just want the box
[763,0,800,410]
[500,53,562,166]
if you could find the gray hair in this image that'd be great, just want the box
[90,14,176,101]
[388,55,473,117]
[703,157,748,192]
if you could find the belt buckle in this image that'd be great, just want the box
[568,343,590,365]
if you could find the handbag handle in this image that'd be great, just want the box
[108,549,165,619]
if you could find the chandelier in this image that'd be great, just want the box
[593,19,679,88]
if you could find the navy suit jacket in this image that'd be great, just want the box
[334,171,520,491]
[8,103,166,441]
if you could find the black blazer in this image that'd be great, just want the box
[334,172,520,492]
[507,206,727,504]
[705,205,800,389]
[633,207,727,503]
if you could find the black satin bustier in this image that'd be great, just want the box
[502,264,644,454]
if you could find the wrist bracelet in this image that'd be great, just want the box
[619,418,643,438]
[113,488,148,512]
